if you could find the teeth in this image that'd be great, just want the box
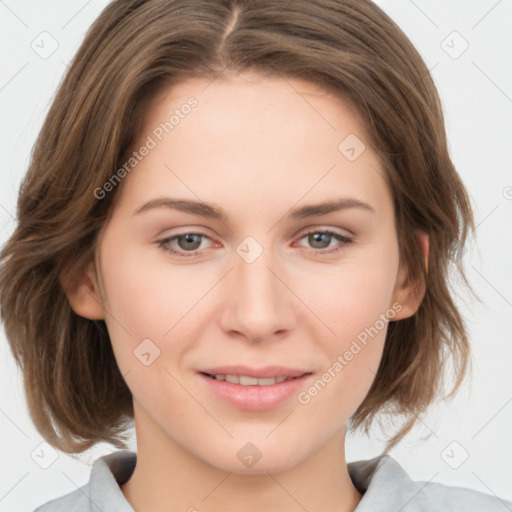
[239,375,259,385]
[211,374,292,386]
[257,377,277,386]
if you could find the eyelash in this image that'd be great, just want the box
[156,229,353,258]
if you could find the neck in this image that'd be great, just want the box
[122,408,363,512]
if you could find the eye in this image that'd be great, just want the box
[295,229,353,256]
[156,229,354,258]
[157,232,211,257]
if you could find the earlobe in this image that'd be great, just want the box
[59,260,105,320]
[391,231,429,321]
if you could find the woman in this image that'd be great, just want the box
[1,0,510,510]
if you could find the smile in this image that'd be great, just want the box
[202,373,296,386]
[197,366,314,411]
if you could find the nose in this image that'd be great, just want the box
[217,244,297,344]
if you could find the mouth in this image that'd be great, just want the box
[199,372,306,386]
[197,366,314,411]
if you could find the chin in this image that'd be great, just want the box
[197,439,312,475]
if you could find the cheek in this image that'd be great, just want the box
[100,238,200,333]
[312,254,399,344]
[98,237,221,384]
[299,253,399,408]
[297,293,390,427]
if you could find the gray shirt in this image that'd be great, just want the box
[33,450,512,511]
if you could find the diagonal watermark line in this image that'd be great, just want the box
[201,471,232,502]
[61,471,105,512]
[82,285,133,337]
[471,471,512,511]
[404,406,439,439]
[0,202,15,221]
[265,266,336,335]
[266,164,336,234]
[471,396,512,439]
[367,369,440,439]
[471,61,512,105]
[0,408,30,439]
[265,409,295,438]
[201,64,229,93]
[0,0,29,28]
[471,265,512,309]
[163,268,234,337]
[0,472,29,502]
[164,368,234,438]
[0,62,29,92]
[266,472,310,512]
[164,163,233,235]
[474,204,499,232]
[471,0,504,30]
[397,473,439,512]
[368,161,386,182]
[279,74,337,130]
[406,0,439,29]
[61,0,93,30]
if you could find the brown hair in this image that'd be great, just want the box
[0,0,476,455]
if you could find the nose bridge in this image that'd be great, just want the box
[220,235,294,340]
[234,238,283,309]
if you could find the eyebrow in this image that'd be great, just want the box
[134,196,375,220]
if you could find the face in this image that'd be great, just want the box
[72,72,426,474]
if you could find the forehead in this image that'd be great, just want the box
[150,72,369,144]
[118,72,392,223]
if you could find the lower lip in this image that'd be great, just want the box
[198,373,313,411]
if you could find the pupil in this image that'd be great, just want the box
[310,233,329,249]
[180,234,201,250]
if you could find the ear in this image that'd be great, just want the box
[390,230,429,321]
[59,260,105,320]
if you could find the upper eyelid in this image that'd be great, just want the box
[158,221,354,236]
[159,226,351,241]
[158,227,352,250]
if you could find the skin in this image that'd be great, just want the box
[65,71,428,512]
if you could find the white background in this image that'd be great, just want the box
[1,1,511,510]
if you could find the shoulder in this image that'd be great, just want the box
[348,454,512,511]
[32,450,137,512]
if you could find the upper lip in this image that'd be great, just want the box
[198,365,311,378]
